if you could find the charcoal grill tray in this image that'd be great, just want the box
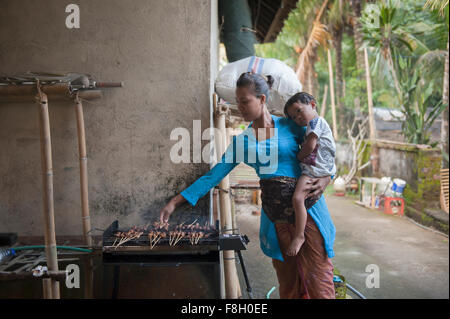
[103,237,219,254]
[102,220,220,255]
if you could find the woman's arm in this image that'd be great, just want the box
[159,194,186,223]
[159,136,240,223]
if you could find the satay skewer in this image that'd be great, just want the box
[199,232,204,244]
[195,232,199,244]
[148,231,156,249]
[169,231,174,246]
[151,234,161,249]
[115,235,128,250]
[152,236,161,248]
[187,219,198,227]
[190,232,197,245]
[173,232,185,246]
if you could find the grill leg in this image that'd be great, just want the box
[112,265,120,299]
[236,250,253,299]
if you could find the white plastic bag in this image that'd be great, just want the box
[215,56,303,113]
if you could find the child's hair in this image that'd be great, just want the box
[284,92,316,118]
[236,72,274,99]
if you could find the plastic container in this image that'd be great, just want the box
[377,177,391,195]
[391,178,406,194]
[333,176,346,194]
[383,197,405,216]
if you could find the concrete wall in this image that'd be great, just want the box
[335,140,442,209]
[335,141,353,175]
[0,0,218,235]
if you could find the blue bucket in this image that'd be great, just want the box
[391,179,406,194]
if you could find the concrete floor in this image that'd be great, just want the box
[235,195,449,299]
[235,205,280,299]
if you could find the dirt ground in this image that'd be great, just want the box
[235,194,449,299]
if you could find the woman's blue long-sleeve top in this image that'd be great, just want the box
[180,114,335,261]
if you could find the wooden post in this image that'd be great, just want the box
[74,95,92,247]
[214,97,239,299]
[364,47,376,141]
[256,189,262,206]
[84,257,94,299]
[320,84,328,118]
[364,47,378,175]
[327,49,339,140]
[42,278,53,299]
[36,88,60,299]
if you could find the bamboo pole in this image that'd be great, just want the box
[320,84,328,118]
[74,95,92,247]
[327,49,338,140]
[364,47,379,175]
[42,278,53,299]
[2,83,70,96]
[214,97,239,299]
[84,257,94,298]
[0,83,102,103]
[363,47,376,141]
[36,88,60,299]
[441,35,449,168]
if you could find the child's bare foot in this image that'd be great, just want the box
[286,236,305,256]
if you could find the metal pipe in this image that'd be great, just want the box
[237,250,253,299]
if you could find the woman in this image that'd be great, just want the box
[159,72,336,299]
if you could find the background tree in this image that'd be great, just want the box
[424,0,449,166]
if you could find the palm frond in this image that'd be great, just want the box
[424,0,449,16]
[416,49,447,65]
[295,21,330,84]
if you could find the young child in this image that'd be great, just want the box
[284,92,336,256]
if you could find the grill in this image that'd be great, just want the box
[101,220,253,298]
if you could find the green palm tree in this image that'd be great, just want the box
[327,0,352,133]
[424,0,449,165]
[360,0,429,97]
[349,0,367,72]
[294,0,330,97]
[360,0,447,146]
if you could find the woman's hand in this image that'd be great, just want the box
[159,194,187,223]
[304,176,331,201]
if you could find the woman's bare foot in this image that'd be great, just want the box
[286,236,305,256]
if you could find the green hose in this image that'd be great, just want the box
[11,245,92,253]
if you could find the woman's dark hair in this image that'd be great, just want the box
[284,92,316,117]
[236,72,274,99]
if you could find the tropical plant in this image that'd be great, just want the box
[360,0,428,97]
[255,0,447,147]
[424,0,449,15]
[424,0,449,166]
[396,58,446,145]
[328,0,352,133]
[349,0,366,71]
[294,0,330,97]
